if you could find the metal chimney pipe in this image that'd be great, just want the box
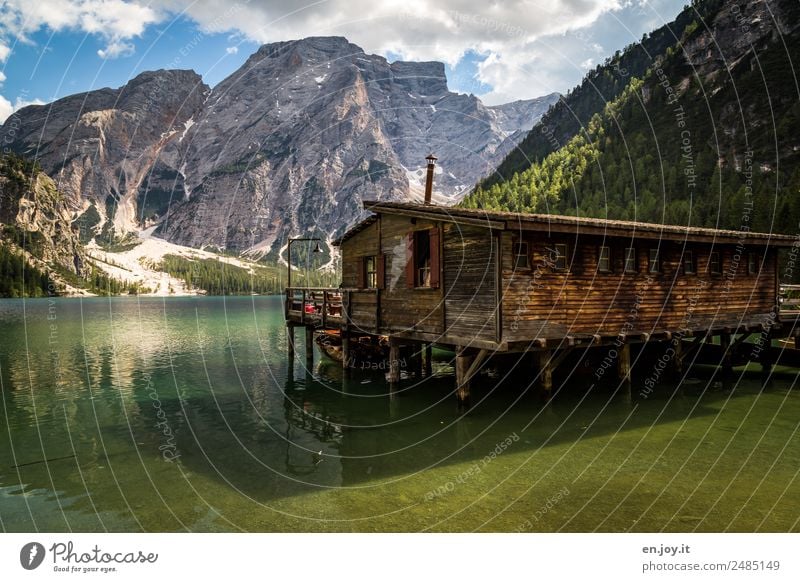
[424,153,437,205]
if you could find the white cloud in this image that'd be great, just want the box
[0,95,13,123]
[0,43,10,62]
[0,71,6,84]
[97,39,135,59]
[0,95,44,123]
[161,0,682,102]
[0,0,687,102]
[225,46,238,55]
[0,0,158,61]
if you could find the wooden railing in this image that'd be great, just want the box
[780,284,800,311]
[285,287,343,327]
[284,287,381,332]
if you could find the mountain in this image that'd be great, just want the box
[465,0,800,239]
[0,37,559,255]
[0,154,88,295]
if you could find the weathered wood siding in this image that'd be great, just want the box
[341,221,379,288]
[379,214,444,334]
[442,223,497,342]
[502,231,778,340]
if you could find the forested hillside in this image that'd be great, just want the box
[466,0,800,237]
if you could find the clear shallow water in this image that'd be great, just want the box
[0,295,798,532]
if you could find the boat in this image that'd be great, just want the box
[315,330,390,365]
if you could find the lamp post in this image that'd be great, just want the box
[286,237,323,290]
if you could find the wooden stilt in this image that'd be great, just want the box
[389,338,401,385]
[535,350,553,400]
[424,343,433,377]
[672,339,684,377]
[287,324,296,363]
[305,326,314,367]
[618,343,631,399]
[455,348,474,410]
[720,332,732,378]
[341,333,351,375]
[759,331,773,385]
[412,345,423,378]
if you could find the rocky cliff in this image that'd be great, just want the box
[0,155,88,282]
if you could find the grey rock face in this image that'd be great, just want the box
[0,170,87,277]
[2,37,559,254]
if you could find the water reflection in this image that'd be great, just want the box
[1,297,799,532]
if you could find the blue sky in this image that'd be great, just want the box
[0,0,689,120]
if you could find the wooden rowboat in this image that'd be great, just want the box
[315,330,390,365]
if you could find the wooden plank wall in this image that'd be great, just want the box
[341,221,379,288]
[379,215,444,334]
[502,231,777,340]
[443,223,497,342]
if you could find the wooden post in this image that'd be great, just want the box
[305,326,314,367]
[618,343,632,399]
[412,345,423,378]
[287,324,296,363]
[759,330,773,385]
[389,338,401,385]
[720,332,732,378]
[455,348,474,410]
[424,343,433,377]
[535,350,553,400]
[341,333,351,376]
[672,339,684,377]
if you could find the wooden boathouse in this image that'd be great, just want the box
[286,158,800,408]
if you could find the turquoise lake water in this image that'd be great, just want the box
[0,295,798,532]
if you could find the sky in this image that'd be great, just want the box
[0,0,689,122]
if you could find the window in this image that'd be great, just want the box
[683,250,695,274]
[358,255,384,289]
[552,243,568,271]
[709,252,721,275]
[648,248,660,273]
[365,256,377,288]
[406,228,440,288]
[748,253,758,275]
[513,241,530,269]
[624,247,637,273]
[598,246,611,272]
[415,230,431,286]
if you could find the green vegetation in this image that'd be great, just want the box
[465,0,800,240]
[0,244,55,297]
[158,254,337,295]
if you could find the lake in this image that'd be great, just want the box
[0,296,798,532]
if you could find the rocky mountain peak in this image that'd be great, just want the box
[1,36,559,255]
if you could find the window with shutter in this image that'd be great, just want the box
[406,228,439,288]
[405,233,415,288]
[376,254,386,289]
[356,257,366,288]
[429,227,440,288]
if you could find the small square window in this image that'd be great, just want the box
[552,243,568,271]
[624,247,637,273]
[748,253,758,275]
[598,246,611,272]
[709,252,721,275]
[513,241,530,269]
[683,250,695,274]
[648,248,660,274]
